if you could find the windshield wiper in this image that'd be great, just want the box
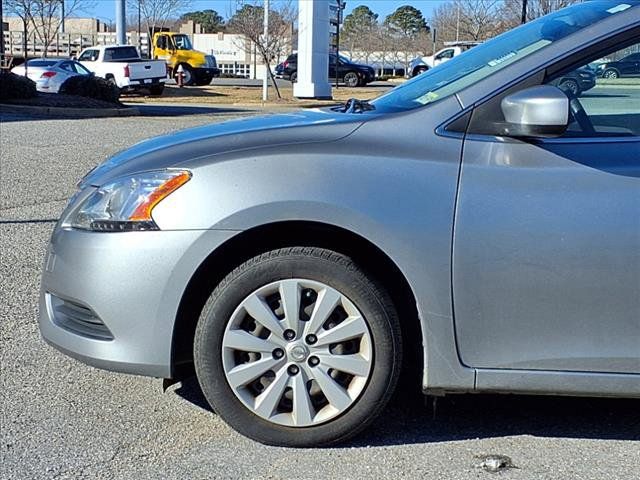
[339,98,376,113]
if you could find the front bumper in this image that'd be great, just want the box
[39,226,237,378]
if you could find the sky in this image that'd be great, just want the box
[88,0,448,23]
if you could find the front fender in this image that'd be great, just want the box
[152,97,476,391]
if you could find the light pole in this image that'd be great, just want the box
[262,0,269,101]
[60,0,65,33]
[115,0,126,45]
[521,0,528,24]
[334,0,345,89]
[138,0,142,56]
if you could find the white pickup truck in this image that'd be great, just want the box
[408,41,482,77]
[77,45,167,95]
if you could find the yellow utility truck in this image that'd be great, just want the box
[152,32,220,86]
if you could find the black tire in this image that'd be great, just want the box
[603,68,619,79]
[194,247,402,447]
[195,75,213,86]
[343,71,359,88]
[290,71,298,83]
[559,78,580,97]
[175,64,195,86]
[413,66,428,77]
[148,84,164,96]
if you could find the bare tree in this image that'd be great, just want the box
[500,0,578,28]
[5,0,95,57]
[431,0,501,51]
[227,0,295,99]
[127,0,190,35]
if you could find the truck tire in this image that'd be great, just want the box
[175,64,195,86]
[195,75,213,86]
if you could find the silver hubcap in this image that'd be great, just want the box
[221,279,373,427]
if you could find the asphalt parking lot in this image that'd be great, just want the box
[1,106,639,480]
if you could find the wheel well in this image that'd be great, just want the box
[412,66,428,76]
[171,221,423,389]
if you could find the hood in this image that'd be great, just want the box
[83,108,368,186]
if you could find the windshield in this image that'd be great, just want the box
[173,34,193,50]
[372,1,636,112]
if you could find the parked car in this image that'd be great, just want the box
[274,62,285,79]
[409,42,481,77]
[281,53,375,87]
[11,58,92,93]
[77,45,167,95]
[551,65,597,96]
[40,1,640,448]
[595,51,640,78]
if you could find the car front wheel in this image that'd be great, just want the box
[343,71,360,88]
[603,68,620,79]
[194,247,402,447]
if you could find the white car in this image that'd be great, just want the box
[409,42,481,77]
[77,45,167,95]
[11,59,92,93]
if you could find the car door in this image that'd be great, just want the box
[328,54,337,80]
[620,52,640,76]
[453,41,640,374]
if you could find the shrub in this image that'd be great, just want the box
[59,75,121,104]
[0,72,38,101]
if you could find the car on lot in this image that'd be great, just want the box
[281,53,375,86]
[551,65,597,96]
[39,1,640,448]
[408,42,481,77]
[595,51,640,77]
[11,58,92,93]
[77,45,167,95]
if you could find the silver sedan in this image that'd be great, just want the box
[39,1,640,447]
[11,58,91,93]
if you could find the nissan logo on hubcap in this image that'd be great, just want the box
[289,344,309,362]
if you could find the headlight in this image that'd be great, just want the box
[66,170,191,232]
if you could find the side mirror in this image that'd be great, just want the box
[500,85,569,138]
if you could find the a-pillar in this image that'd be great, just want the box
[293,0,332,99]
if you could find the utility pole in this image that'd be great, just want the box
[521,0,528,24]
[60,0,65,33]
[115,0,126,45]
[262,0,269,101]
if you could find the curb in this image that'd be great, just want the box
[0,103,140,118]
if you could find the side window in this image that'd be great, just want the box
[59,62,74,72]
[545,41,640,138]
[78,50,96,62]
[157,35,167,50]
[436,49,454,60]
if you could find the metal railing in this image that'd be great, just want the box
[2,31,150,58]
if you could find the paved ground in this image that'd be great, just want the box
[1,109,639,480]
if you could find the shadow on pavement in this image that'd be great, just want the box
[174,376,640,446]
[130,104,257,117]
